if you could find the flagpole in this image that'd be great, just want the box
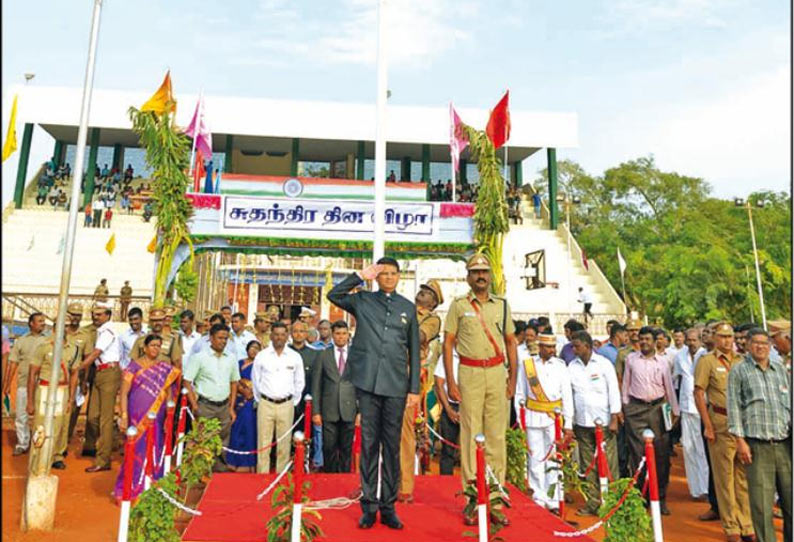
[451,163,456,203]
[620,272,627,314]
[373,0,389,262]
[25,0,103,527]
[188,88,202,178]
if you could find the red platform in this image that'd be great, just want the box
[181,473,595,542]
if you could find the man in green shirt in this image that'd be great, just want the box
[183,323,239,472]
[727,328,792,542]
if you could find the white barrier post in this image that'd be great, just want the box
[475,433,488,542]
[644,429,664,542]
[291,432,305,542]
[175,388,188,467]
[117,426,137,542]
[163,400,175,475]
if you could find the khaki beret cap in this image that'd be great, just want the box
[466,253,491,271]
[420,279,444,306]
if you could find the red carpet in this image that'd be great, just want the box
[182,473,595,542]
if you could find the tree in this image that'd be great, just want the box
[532,156,791,327]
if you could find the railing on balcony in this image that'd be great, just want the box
[2,293,152,324]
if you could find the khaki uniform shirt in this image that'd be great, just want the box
[130,330,183,367]
[417,307,441,362]
[444,291,515,360]
[9,333,48,386]
[94,284,109,302]
[31,338,79,384]
[66,326,91,362]
[255,332,270,349]
[615,344,637,385]
[694,349,743,431]
[120,285,132,301]
[79,323,98,358]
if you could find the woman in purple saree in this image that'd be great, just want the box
[114,334,181,501]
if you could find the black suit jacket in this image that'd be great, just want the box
[327,272,420,397]
[311,346,357,423]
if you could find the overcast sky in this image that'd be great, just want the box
[1,0,790,205]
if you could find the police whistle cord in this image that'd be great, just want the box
[223,414,304,455]
[425,421,460,449]
[552,457,647,538]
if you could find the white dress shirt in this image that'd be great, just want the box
[252,345,305,407]
[94,321,121,364]
[120,326,148,369]
[567,352,621,428]
[672,346,706,415]
[179,329,201,372]
[515,354,573,429]
[230,328,257,361]
[434,349,460,404]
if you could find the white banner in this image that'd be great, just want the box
[221,196,435,237]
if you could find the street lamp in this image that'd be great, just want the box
[557,191,580,314]
[734,197,767,330]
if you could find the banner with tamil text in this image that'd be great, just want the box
[221,196,435,237]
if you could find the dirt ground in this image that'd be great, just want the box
[1,416,784,541]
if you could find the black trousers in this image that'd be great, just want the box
[322,419,354,473]
[439,403,460,475]
[624,400,671,502]
[702,422,719,512]
[356,388,405,515]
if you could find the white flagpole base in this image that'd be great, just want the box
[175,439,185,467]
[117,501,131,542]
[599,476,609,500]
[477,503,488,542]
[290,503,303,542]
[144,476,151,491]
[164,455,172,475]
[650,501,663,542]
[414,453,420,476]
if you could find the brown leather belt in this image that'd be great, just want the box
[459,354,505,368]
[260,394,293,405]
[711,405,728,416]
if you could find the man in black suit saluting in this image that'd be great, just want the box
[327,257,420,530]
[311,320,357,473]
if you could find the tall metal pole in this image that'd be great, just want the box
[747,204,767,330]
[565,196,573,315]
[372,0,388,262]
[33,0,104,478]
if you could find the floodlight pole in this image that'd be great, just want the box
[372,0,388,262]
[23,0,103,530]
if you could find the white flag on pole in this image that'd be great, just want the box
[617,246,627,276]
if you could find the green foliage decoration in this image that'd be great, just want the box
[174,261,199,303]
[460,478,511,541]
[599,477,653,542]
[265,475,324,542]
[461,126,510,295]
[128,105,195,308]
[505,427,528,492]
[179,417,222,490]
[128,472,181,542]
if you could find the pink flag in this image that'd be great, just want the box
[184,95,212,161]
[449,103,468,173]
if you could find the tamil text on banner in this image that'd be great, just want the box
[221,196,434,238]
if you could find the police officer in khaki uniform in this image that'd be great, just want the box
[398,279,443,502]
[443,254,517,525]
[26,318,80,470]
[254,312,271,349]
[615,317,642,387]
[694,323,754,542]
[130,308,183,368]
[64,303,92,449]
[119,281,133,321]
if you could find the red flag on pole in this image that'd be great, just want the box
[485,90,511,149]
[581,248,590,271]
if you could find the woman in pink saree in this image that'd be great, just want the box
[114,334,181,501]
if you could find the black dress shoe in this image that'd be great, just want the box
[358,512,377,529]
[51,461,66,470]
[659,502,671,516]
[380,512,403,530]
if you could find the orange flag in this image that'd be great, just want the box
[141,71,176,115]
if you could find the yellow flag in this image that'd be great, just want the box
[2,95,18,162]
[105,233,116,255]
[147,235,157,253]
[140,71,176,115]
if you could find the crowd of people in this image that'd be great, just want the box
[3,257,791,539]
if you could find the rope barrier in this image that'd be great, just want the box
[553,457,647,538]
[304,496,361,511]
[256,460,294,501]
[137,456,148,488]
[426,421,460,449]
[156,487,204,516]
[579,450,598,478]
[223,414,304,456]
[485,464,510,501]
[529,441,556,462]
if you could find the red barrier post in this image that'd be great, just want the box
[594,419,609,501]
[117,426,138,542]
[303,394,312,437]
[144,411,156,490]
[475,433,488,542]
[164,399,175,474]
[175,387,189,466]
[554,407,564,518]
[519,399,527,431]
[644,429,663,542]
[351,423,361,473]
[291,432,306,542]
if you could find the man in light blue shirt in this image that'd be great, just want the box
[597,323,627,364]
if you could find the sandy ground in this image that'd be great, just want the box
[1,415,784,541]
